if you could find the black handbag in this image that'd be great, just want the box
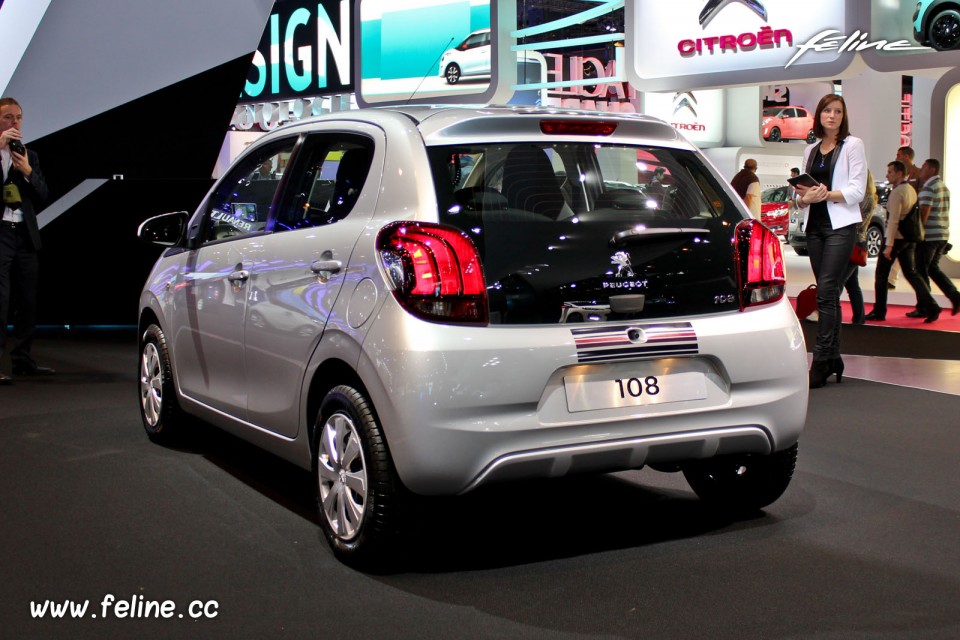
[897,201,924,243]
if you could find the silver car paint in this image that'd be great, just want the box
[139,106,808,493]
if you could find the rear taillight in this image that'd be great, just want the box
[733,219,785,310]
[377,221,488,324]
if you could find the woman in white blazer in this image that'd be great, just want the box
[794,94,867,389]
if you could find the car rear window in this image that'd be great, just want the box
[428,142,747,325]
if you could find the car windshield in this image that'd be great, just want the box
[762,108,782,117]
[428,142,747,324]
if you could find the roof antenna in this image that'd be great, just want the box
[406,36,455,104]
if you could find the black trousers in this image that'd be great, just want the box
[870,239,938,316]
[806,214,856,362]
[0,223,40,368]
[916,240,960,304]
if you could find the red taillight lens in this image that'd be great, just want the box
[540,120,617,136]
[377,222,488,324]
[734,219,785,310]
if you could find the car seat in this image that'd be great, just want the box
[501,145,567,220]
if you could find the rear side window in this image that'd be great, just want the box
[275,134,374,231]
[429,142,746,324]
[201,139,295,244]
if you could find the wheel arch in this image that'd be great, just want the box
[305,358,374,454]
[925,2,960,40]
[138,307,161,342]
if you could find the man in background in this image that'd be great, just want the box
[887,146,923,291]
[0,97,53,385]
[897,146,923,192]
[731,158,761,217]
[909,158,959,316]
[787,167,800,201]
[865,161,940,323]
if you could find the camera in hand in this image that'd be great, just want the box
[8,139,25,155]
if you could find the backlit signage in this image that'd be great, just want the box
[240,0,352,103]
[626,0,859,92]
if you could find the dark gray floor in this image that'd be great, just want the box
[2,332,960,639]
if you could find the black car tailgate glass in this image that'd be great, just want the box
[430,143,746,325]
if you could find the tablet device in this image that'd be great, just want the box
[787,173,819,188]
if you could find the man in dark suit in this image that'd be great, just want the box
[1,97,53,384]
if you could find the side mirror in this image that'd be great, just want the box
[137,211,188,247]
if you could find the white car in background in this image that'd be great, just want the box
[137,106,808,570]
[439,28,491,84]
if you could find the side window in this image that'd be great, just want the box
[464,33,484,50]
[202,140,295,243]
[275,135,374,231]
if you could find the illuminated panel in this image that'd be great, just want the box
[240,0,352,103]
[861,0,960,72]
[356,0,516,106]
[626,0,858,92]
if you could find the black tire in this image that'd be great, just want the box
[768,127,781,142]
[138,324,186,443]
[806,130,817,144]
[865,224,884,258]
[793,246,808,256]
[444,63,461,84]
[682,443,798,512]
[314,385,401,570]
[928,9,960,51]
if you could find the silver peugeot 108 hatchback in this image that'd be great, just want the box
[138,106,808,569]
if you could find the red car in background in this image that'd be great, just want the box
[760,185,791,237]
[762,106,816,143]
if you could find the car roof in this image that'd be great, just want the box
[260,105,688,149]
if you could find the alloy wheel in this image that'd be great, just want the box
[865,225,883,258]
[317,411,368,541]
[445,64,461,84]
[140,342,163,427]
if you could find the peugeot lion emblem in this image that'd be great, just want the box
[611,251,635,278]
[699,0,767,28]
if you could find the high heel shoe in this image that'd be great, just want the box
[830,357,844,383]
[809,360,831,389]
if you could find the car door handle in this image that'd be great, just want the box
[227,269,250,283]
[310,260,343,275]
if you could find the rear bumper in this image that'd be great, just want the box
[357,298,808,495]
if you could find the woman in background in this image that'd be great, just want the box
[794,94,867,388]
[842,170,877,326]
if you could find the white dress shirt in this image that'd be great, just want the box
[2,146,24,223]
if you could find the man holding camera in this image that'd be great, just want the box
[1,97,52,385]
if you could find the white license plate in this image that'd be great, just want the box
[564,371,708,413]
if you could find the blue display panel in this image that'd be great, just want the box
[356,0,514,106]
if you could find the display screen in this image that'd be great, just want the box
[357,0,495,105]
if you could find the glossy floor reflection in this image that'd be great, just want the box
[809,354,960,396]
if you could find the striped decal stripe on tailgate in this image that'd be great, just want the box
[570,323,698,363]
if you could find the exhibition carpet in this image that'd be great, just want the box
[791,298,960,332]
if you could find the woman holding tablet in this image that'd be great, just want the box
[793,94,867,389]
